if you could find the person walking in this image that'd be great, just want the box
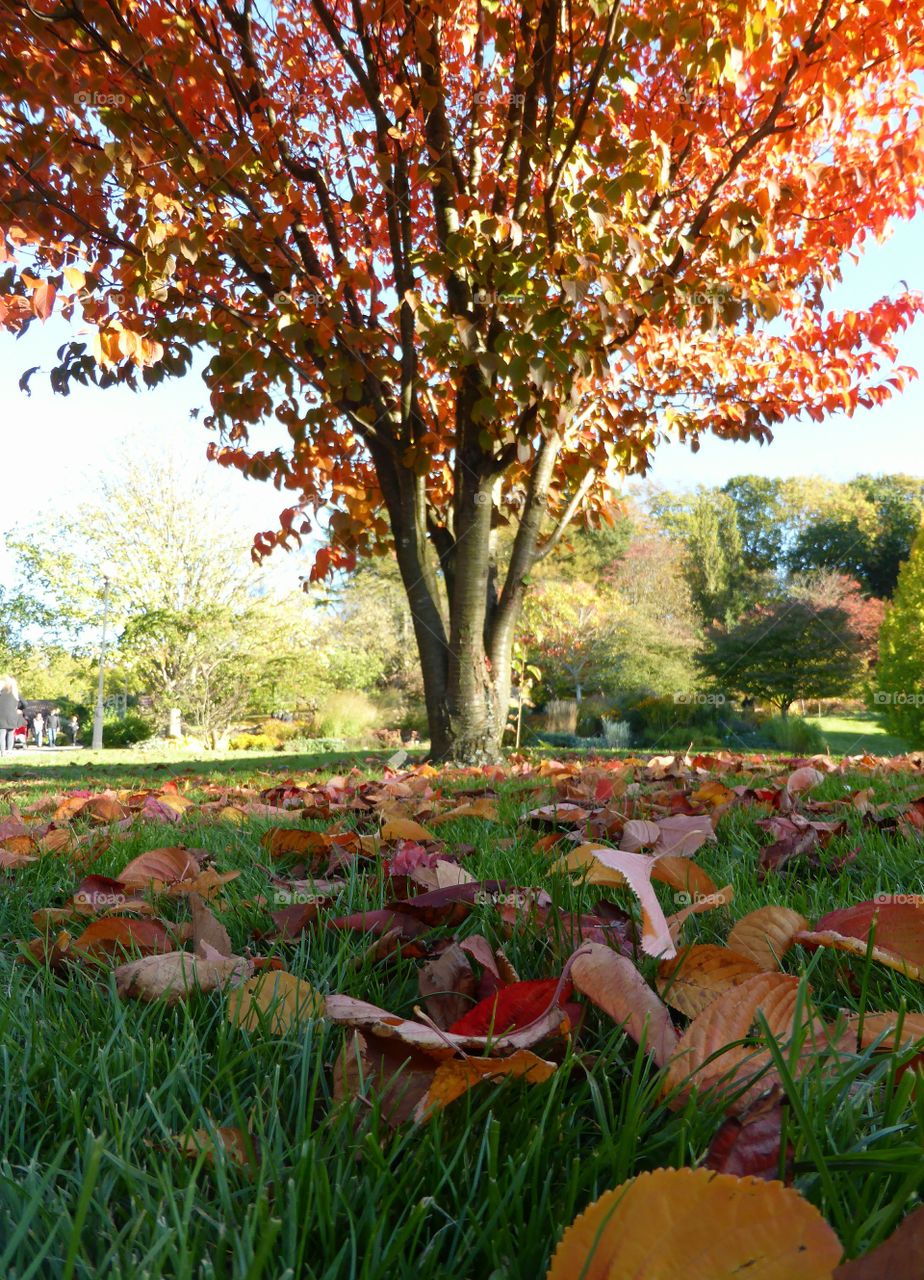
[0,676,24,757]
[32,710,45,748]
[47,707,60,747]
[69,714,80,746]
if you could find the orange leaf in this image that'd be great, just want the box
[571,942,678,1066]
[728,906,810,970]
[119,846,201,889]
[657,944,763,1017]
[546,1167,842,1280]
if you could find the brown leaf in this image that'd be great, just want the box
[170,1125,260,1173]
[333,1029,435,1127]
[190,893,233,956]
[417,942,477,1029]
[704,1087,791,1181]
[414,1049,556,1120]
[114,943,251,1003]
[794,900,924,979]
[834,1204,924,1279]
[119,846,201,890]
[570,942,678,1067]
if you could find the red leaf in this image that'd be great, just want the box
[447,978,571,1037]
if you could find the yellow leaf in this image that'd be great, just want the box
[227,971,323,1035]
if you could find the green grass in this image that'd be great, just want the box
[806,713,910,757]
[0,749,923,1277]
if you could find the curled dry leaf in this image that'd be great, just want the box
[619,819,661,851]
[794,900,924,979]
[118,846,201,890]
[417,942,477,1029]
[0,847,38,870]
[115,942,252,1003]
[546,1167,842,1280]
[190,893,233,957]
[657,945,763,1018]
[447,978,571,1037]
[334,1028,435,1127]
[786,766,825,795]
[227,971,324,1035]
[413,1049,556,1120]
[728,907,810,971]
[580,847,676,959]
[570,942,678,1067]
[324,993,570,1058]
[650,856,719,900]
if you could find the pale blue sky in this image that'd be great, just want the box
[1,216,921,564]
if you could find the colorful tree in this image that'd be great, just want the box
[875,531,924,745]
[1,1,922,760]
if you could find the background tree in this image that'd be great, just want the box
[2,1,922,759]
[874,531,924,745]
[789,571,885,671]
[787,475,924,597]
[698,600,863,716]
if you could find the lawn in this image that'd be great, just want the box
[1,746,923,1278]
[806,714,910,758]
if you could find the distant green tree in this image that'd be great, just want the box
[875,530,924,744]
[654,490,760,626]
[698,600,863,716]
[788,474,924,597]
[721,476,790,573]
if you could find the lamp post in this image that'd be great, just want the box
[91,563,116,750]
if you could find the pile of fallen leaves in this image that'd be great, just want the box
[2,748,924,1277]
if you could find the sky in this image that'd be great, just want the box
[0,215,921,572]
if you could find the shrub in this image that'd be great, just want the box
[764,714,827,754]
[285,735,348,752]
[601,718,632,748]
[316,690,380,740]
[102,713,154,748]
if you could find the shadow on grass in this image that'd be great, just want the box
[0,747,428,789]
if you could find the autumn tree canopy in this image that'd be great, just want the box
[1,0,922,759]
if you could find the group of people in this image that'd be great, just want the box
[0,676,78,756]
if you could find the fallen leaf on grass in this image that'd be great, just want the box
[414,1049,556,1120]
[72,917,177,960]
[664,973,825,1112]
[834,1204,924,1279]
[170,1125,259,1173]
[227,971,324,1034]
[657,945,763,1018]
[704,1087,790,1181]
[845,1010,924,1067]
[190,893,232,956]
[119,846,202,890]
[418,943,476,1029]
[728,906,810,970]
[115,942,251,1003]
[546,1167,842,1279]
[794,900,924,979]
[570,942,678,1067]
[650,856,719,899]
[786,766,825,795]
[380,817,436,842]
[447,978,571,1037]
[577,847,677,959]
[324,993,571,1056]
[0,847,38,869]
